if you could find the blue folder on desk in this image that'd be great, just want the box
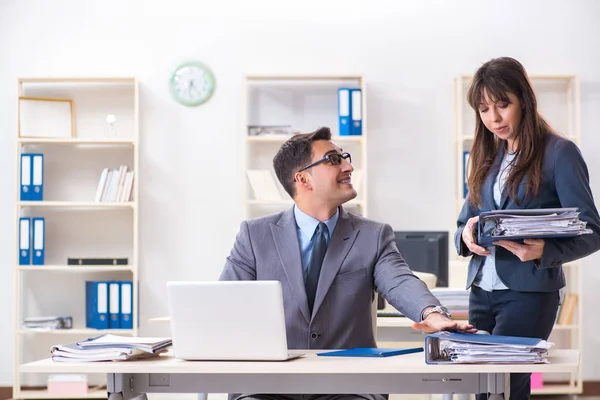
[317,347,423,358]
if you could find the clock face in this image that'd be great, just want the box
[169,62,215,106]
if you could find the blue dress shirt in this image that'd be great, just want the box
[294,205,339,283]
[473,152,516,291]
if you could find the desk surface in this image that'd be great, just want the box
[21,349,578,375]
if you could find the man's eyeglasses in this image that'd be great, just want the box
[297,152,352,173]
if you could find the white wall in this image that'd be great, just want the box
[1,0,600,384]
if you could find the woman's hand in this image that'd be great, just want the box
[462,216,491,257]
[495,239,545,262]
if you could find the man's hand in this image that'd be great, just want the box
[462,216,491,257]
[495,239,544,262]
[411,311,477,333]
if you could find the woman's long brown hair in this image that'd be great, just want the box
[466,57,555,206]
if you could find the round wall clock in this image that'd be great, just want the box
[169,61,216,106]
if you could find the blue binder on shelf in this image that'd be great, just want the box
[463,151,470,198]
[86,281,109,329]
[120,281,133,329]
[19,217,31,265]
[317,347,423,358]
[32,217,45,265]
[337,88,351,136]
[350,88,362,135]
[31,153,44,201]
[425,331,545,364]
[108,281,121,329]
[20,154,32,201]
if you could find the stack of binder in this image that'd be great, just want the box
[20,153,44,201]
[51,334,171,362]
[19,217,45,265]
[337,88,362,136]
[477,208,593,246]
[430,288,470,320]
[86,281,133,330]
[425,331,553,364]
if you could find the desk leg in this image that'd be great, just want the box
[107,373,148,400]
[486,372,510,400]
[442,393,472,400]
[107,394,148,400]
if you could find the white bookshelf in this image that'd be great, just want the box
[242,74,368,219]
[14,77,140,400]
[452,74,583,395]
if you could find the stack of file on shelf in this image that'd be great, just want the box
[247,125,294,136]
[51,334,172,363]
[22,316,72,330]
[478,207,593,246]
[94,166,135,203]
[430,288,470,320]
[425,331,553,364]
[86,281,133,330]
[337,88,362,136]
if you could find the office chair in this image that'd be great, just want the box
[413,271,437,289]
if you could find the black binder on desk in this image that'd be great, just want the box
[477,208,585,247]
[425,331,548,364]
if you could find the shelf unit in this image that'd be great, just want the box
[452,74,582,395]
[14,77,140,399]
[241,75,368,219]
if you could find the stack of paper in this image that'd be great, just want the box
[430,288,470,319]
[426,331,553,364]
[478,208,593,246]
[22,316,72,330]
[51,334,172,363]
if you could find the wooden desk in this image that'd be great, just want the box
[21,350,579,400]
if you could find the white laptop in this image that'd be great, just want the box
[166,280,303,361]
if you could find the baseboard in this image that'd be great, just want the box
[584,381,600,396]
[0,387,11,400]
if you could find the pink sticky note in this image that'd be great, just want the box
[531,372,544,389]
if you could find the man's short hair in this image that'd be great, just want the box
[273,127,332,198]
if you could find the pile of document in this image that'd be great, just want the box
[430,288,470,319]
[425,331,553,364]
[478,207,593,246]
[22,316,72,330]
[51,334,172,362]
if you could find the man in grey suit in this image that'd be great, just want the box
[220,127,473,400]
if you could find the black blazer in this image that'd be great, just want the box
[455,134,600,292]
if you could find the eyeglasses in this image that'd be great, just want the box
[297,152,352,173]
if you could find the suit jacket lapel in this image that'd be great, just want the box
[311,207,359,319]
[484,146,506,210]
[270,208,311,323]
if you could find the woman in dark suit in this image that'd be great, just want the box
[455,57,600,400]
